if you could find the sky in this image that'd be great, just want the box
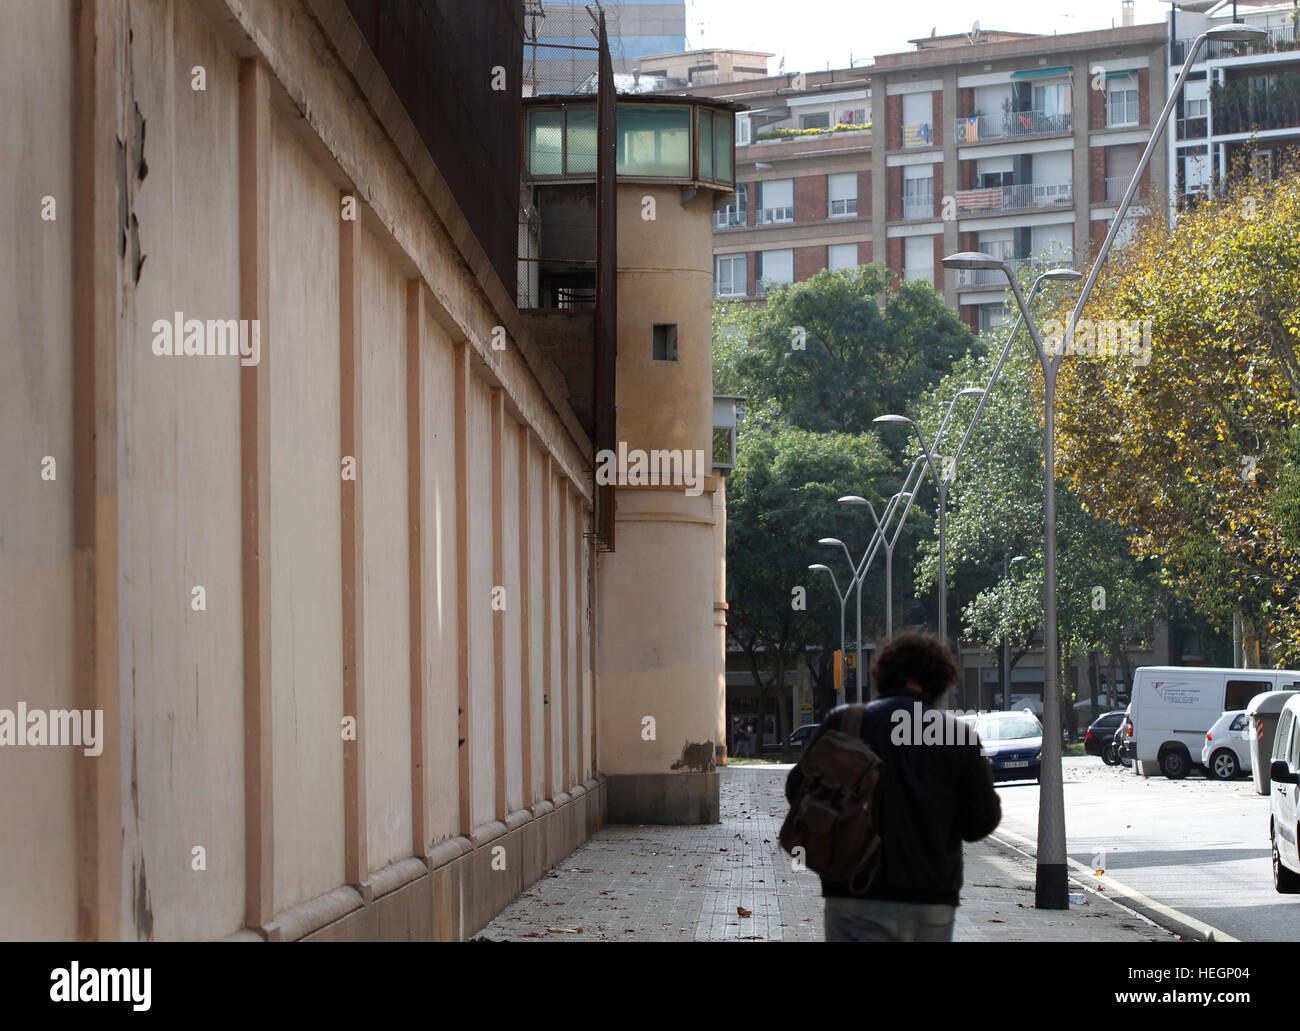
[683,0,1179,72]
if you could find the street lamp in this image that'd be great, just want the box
[942,251,1082,911]
[841,490,912,642]
[818,537,863,702]
[809,563,849,705]
[873,391,982,663]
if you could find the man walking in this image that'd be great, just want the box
[786,630,1001,941]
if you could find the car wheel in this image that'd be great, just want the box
[1209,749,1239,781]
[1102,743,1120,766]
[1159,747,1189,780]
[1273,828,1300,894]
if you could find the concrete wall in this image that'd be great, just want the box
[1,0,601,941]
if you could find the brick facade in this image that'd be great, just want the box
[886,93,902,150]
[858,240,873,265]
[794,174,827,222]
[1090,145,1107,204]
[1089,79,1105,131]
[930,92,942,148]
[888,166,902,221]
[746,250,758,296]
[1137,68,1150,126]
[886,236,903,283]
[794,245,826,283]
[858,169,872,217]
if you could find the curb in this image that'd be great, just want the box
[985,830,1236,943]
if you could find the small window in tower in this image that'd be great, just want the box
[653,324,678,361]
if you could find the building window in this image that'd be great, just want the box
[801,111,831,130]
[978,303,1009,335]
[528,109,564,176]
[828,173,858,216]
[903,236,933,285]
[901,91,932,148]
[653,324,678,361]
[714,254,747,297]
[714,183,748,229]
[902,166,934,219]
[757,179,794,223]
[757,249,794,293]
[1105,75,1139,127]
[735,112,752,146]
[617,105,691,177]
[828,243,858,271]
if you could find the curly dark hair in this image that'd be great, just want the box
[870,630,957,701]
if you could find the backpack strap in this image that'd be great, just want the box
[841,703,868,738]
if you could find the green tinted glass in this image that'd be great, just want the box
[616,106,690,177]
[697,109,714,180]
[565,106,597,174]
[714,112,733,183]
[529,109,563,176]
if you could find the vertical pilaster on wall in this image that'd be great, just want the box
[405,279,427,856]
[72,0,122,940]
[572,492,585,782]
[588,501,598,780]
[518,428,533,807]
[339,189,368,890]
[239,57,274,930]
[454,342,472,833]
[541,455,555,801]
[490,389,507,821]
[559,479,571,792]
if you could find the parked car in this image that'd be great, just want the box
[788,723,819,751]
[1128,666,1300,779]
[1201,710,1251,780]
[974,710,1043,782]
[1268,694,1300,893]
[1084,710,1127,763]
[1247,690,1300,794]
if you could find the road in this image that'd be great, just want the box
[994,756,1299,941]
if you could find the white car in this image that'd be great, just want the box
[1268,695,1300,893]
[1201,710,1251,780]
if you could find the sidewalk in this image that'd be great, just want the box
[479,765,1179,942]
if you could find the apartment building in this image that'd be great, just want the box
[633,47,775,87]
[1167,1,1300,205]
[870,17,1170,333]
[525,0,687,93]
[666,69,874,301]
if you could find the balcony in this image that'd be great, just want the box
[902,267,934,285]
[954,181,1072,215]
[1105,94,1139,128]
[1176,115,1209,140]
[1171,22,1300,64]
[1105,176,1140,202]
[954,254,1073,288]
[953,108,1071,142]
[756,206,793,224]
[714,207,747,229]
[903,196,934,220]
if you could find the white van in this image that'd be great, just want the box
[1128,666,1300,779]
[1268,695,1300,893]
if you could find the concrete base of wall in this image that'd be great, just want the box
[605,772,720,824]
[290,779,605,941]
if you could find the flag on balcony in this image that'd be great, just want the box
[903,123,932,147]
[961,117,980,142]
[956,187,1002,211]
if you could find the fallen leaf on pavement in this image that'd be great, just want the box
[546,926,584,934]
[737,906,752,917]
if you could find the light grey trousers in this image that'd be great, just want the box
[823,896,957,942]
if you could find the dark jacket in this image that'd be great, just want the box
[785,691,1001,906]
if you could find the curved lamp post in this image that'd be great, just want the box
[809,563,849,704]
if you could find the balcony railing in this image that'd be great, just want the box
[954,181,1072,214]
[901,122,933,148]
[953,108,1071,142]
[1171,22,1300,64]
[902,196,934,220]
[1176,115,1209,140]
[1105,94,1139,127]
[1105,176,1140,202]
[954,254,1074,288]
[756,206,793,224]
[714,207,747,229]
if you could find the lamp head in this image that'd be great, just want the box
[838,495,868,504]
[1011,555,1028,566]
[818,537,843,547]
[1206,23,1267,43]
[957,387,985,398]
[942,250,1004,271]
[808,563,830,573]
[1038,267,1082,282]
[873,414,913,427]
